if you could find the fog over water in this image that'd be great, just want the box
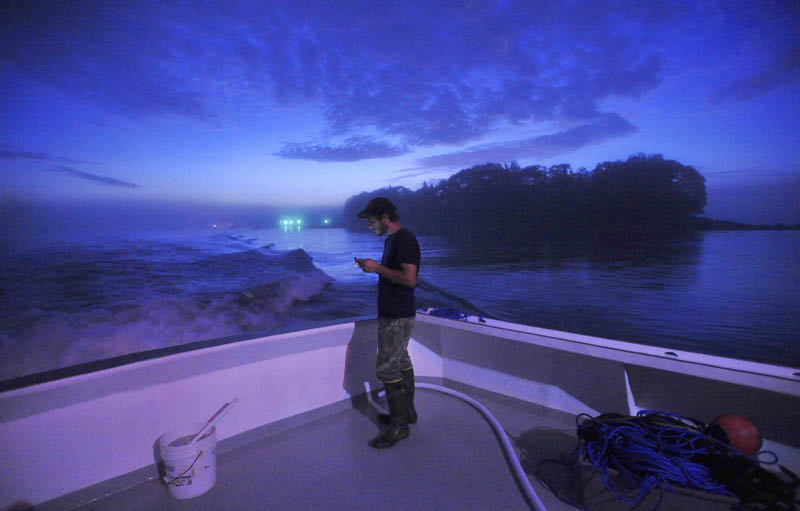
[704,180,800,226]
[0,200,344,238]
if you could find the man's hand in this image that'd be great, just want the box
[359,258,379,273]
[356,258,417,287]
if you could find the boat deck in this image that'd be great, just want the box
[71,383,736,511]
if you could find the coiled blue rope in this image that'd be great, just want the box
[577,410,741,509]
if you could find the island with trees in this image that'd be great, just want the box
[343,154,799,242]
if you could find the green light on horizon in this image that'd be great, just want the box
[280,217,306,228]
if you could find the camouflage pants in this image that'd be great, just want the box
[376,316,415,383]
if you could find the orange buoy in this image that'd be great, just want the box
[712,413,763,456]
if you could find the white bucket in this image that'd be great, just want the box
[158,422,218,499]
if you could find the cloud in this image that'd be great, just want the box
[0,149,99,165]
[712,45,800,102]
[274,136,409,162]
[389,169,452,182]
[1,2,210,120]
[1,150,52,161]
[45,166,139,188]
[412,113,637,170]
[702,166,800,184]
[303,2,664,147]
[1,1,669,141]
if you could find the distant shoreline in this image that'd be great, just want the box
[693,217,800,231]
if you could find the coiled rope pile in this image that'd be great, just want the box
[576,410,799,510]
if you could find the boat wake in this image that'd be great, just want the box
[0,244,333,380]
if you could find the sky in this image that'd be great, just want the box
[1,0,799,226]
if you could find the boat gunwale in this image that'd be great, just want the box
[419,312,800,385]
[4,310,799,396]
[0,315,374,393]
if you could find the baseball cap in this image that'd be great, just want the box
[356,197,397,218]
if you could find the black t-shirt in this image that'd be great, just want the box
[378,228,421,318]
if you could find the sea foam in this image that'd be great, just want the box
[0,242,333,380]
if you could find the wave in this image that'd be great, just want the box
[193,247,319,273]
[0,246,333,381]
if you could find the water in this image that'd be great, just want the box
[0,227,798,381]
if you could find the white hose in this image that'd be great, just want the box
[415,382,548,511]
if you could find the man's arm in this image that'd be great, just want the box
[360,260,417,287]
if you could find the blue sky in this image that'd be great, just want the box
[1,1,798,224]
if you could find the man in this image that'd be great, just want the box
[355,197,421,449]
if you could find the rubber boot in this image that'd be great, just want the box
[369,381,409,449]
[405,368,417,424]
[380,369,417,424]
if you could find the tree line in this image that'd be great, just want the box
[343,154,708,242]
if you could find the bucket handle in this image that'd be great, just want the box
[162,451,204,486]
